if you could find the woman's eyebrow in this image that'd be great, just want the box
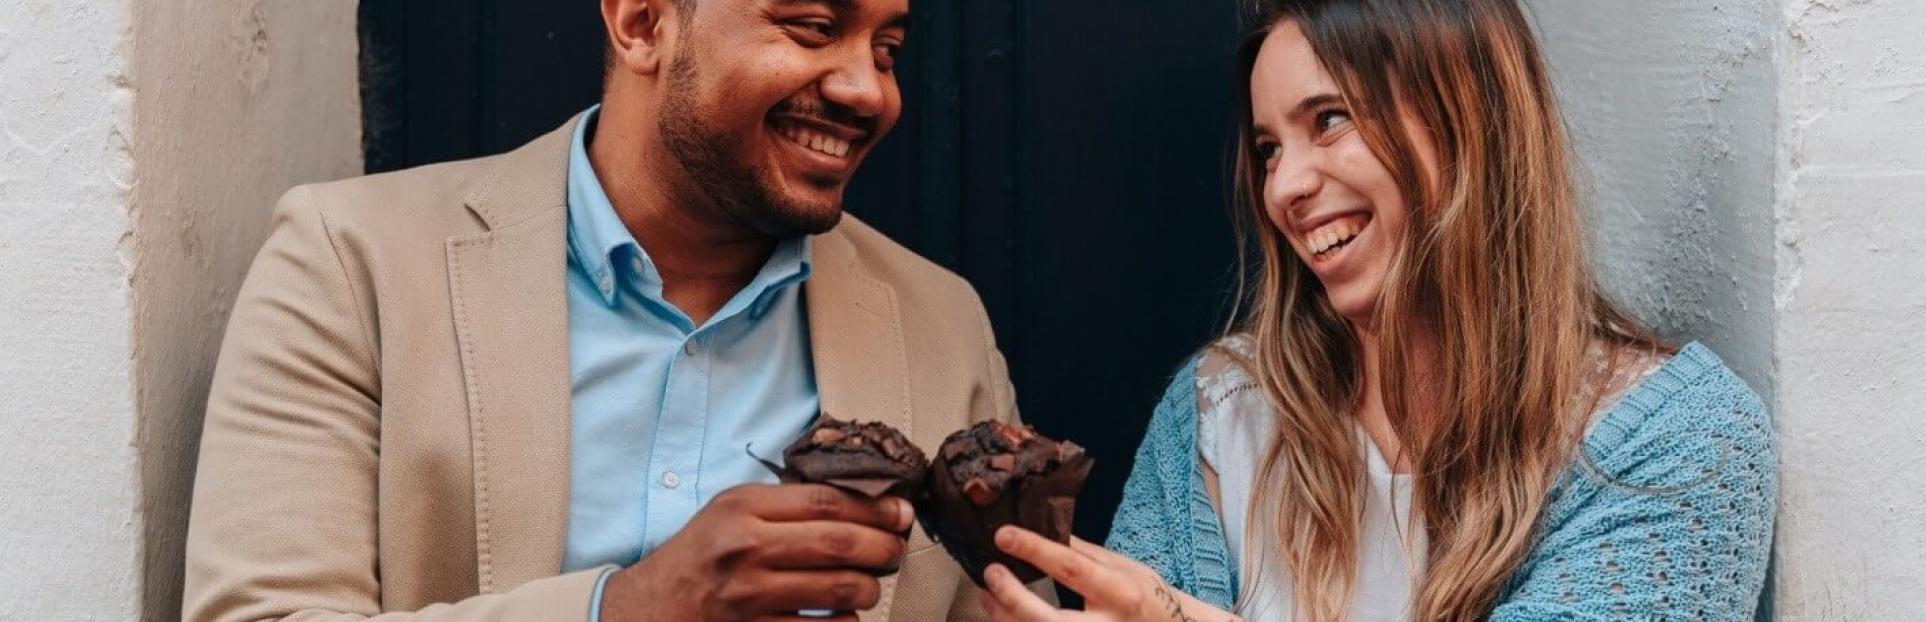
[1289,93,1344,121]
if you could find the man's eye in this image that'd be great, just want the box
[1316,110,1353,134]
[789,19,835,41]
[875,43,901,71]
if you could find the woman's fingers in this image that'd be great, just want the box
[1069,536,1132,566]
[980,590,1017,622]
[993,526,1133,604]
[983,563,1069,621]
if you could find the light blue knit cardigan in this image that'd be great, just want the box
[1105,343,1776,620]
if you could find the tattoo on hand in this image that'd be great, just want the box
[1153,585,1200,622]
[1152,584,1244,622]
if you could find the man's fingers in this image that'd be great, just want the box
[993,526,1131,604]
[751,484,913,532]
[742,569,883,614]
[761,521,908,572]
[984,563,1069,621]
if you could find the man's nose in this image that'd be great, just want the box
[819,50,890,119]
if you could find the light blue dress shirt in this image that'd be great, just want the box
[561,107,822,610]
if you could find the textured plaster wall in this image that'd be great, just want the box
[0,0,141,619]
[1531,0,1926,618]
[127,0,361,618]
[0,0,359,618]
[1772,0,1926,618]
[1525,0,1780,393]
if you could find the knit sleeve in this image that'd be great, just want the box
[1106,361,1193,585]
[1492,353,1776,621]
[1106,358,1238,610]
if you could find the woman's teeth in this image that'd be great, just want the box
[1308,219,1363,256]
[777,122,852,158]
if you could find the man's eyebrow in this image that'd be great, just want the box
[772,0,855,11]
[770,0,910,32]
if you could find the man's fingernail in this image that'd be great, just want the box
[984,564,1006,583]
[995,526,1014,547]
[896,498,914,527]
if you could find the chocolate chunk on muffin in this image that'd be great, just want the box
[770,415,929,499]
[920,420,1094,586]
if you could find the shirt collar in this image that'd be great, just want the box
[566,105,637,305]
[566,105,814,315]
[746,236,813,320]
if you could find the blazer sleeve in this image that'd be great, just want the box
[182,186,603,622]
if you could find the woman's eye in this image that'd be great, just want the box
[1254,142,1280,161]
[1316,109,1353,134]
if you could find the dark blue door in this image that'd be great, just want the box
[361,0,1243,557]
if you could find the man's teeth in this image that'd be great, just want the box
[1308,220,1363,255]
[779,123,852,158]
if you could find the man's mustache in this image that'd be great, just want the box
[773,97,874,135]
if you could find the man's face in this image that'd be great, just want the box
[659,0,909,238]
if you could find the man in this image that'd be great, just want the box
[182,0,1046,619]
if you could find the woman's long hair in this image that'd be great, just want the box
[1224,0,1670,619]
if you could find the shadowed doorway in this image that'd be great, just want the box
[358,0,1244,589]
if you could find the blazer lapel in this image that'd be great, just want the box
[806,227,914,444]
[447,116,581,592]
[805,228,916,622]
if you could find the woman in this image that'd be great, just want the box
[976,0,1775,620]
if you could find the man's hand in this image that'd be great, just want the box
[599,483,915,622]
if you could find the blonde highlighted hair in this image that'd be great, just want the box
[1223,0,1670,619]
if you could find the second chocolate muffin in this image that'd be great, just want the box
[920,420,1094,587]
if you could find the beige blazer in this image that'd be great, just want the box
[183,116,1037,621]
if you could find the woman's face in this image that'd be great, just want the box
[1249,21,1437,327]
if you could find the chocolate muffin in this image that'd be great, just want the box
[768,415,929,499]
[920,420,1094,586]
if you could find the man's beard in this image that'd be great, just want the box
[658,50,843,238]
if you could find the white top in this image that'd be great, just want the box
[1195,337,1663,621]
[1196,338,1422,622]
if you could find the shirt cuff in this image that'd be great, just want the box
[588,566,618,622]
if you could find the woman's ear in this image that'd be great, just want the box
[602,0,676,77]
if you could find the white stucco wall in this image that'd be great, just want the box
[1772,0,1926,618]
[0,1,359,619]
[1525,0,1780,394]
[1530,0,1926,618]
[127,1,361,618]
[0,0,140,618]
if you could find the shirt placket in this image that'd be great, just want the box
[641,330,710,551]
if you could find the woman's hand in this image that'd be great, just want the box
[978,526,1242,622]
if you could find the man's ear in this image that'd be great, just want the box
[602,0,676,76]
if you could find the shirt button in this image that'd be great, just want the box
[632,257,645,274]
[683,340,698,356]
[660,471,681,489]
[597,271,613,291]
